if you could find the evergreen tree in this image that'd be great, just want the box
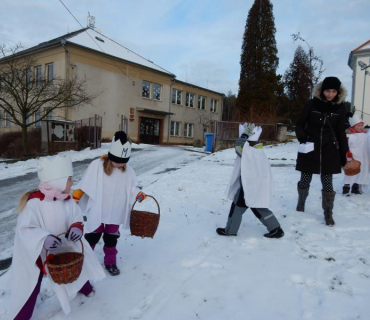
[222,91,237,121]
[283,45,312,122]
[236,0,279,121]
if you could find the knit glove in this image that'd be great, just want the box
[243,123,255,136]
[136,191,147,203]
[297,136,307,144]
[235,133,249,157]
[44,235,62,251]
[65,222,84,242]
[72,189,85,203]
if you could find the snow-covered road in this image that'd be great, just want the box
[0,145,206,261]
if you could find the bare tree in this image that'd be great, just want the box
[291,32,325,98]
[0,43,98,156]
[190,109,211,146]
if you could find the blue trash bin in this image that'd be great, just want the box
[205,133,213,152]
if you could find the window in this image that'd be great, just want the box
[0,111,3,128]
[7,73,13,88]
[35,66,42,86]
[47,63,54,82]
[172,88,182,105]
[184,123,193,138]
[6,112,10,128]
[35,109,41,127]
[198,95,206,110]
[26,112,30,125]
[170,121,181,136]
[26,69,33,88]
[44,107,53,120]
[142,80,151,98]
[153,83,162,100]
[186,92,195,108]
[210,99,218,113]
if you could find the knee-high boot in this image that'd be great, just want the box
[322,191,336,226]
[296,184,309,212]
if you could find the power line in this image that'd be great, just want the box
[58,0,135,83]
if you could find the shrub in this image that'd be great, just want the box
[0,129,41,158]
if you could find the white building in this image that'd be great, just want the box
[348,39,370,123]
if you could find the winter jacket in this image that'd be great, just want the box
[295,82,349,174]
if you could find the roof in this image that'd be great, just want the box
[3,28,175,77]
[173,79,225,96]
[348,39,370,69]
[351,39,370,53]
[135,107,174,116]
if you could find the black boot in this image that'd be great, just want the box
[322,191,336,226]
[342,185,350,195]
[351,183,361,194]
[105,264,120,276]
[216,228,237,236]
[296,184,309,212]
[264,227,284,238]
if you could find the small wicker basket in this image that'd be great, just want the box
[343,157,361,176]
[130,195,160,238]
[46,233,84,285]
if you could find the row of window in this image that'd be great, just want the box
[141,81,219,112]
[0,108,52,128]
[173,90,218,112]
[142,81,162,101]
[0,63,54,90]
[170,121,194,138]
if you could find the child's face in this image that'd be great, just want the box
[354,123,364,133]
[112,162,126,168]
[63,177,73,194]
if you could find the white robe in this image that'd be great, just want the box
[76,159,141,233]
[343,133,370,186]
[9,197,105,319]
[226,143,274,208]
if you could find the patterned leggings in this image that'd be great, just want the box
[298,172,334,192]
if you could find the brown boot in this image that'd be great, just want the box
[296,184,309,212]
[322,191,336,226]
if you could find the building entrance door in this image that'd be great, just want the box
[139,117,160,144]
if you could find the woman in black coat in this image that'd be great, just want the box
[295,77,349,226]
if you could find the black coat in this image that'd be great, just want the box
[295,86,349,175]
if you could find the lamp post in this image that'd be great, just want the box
[358,59,370,120]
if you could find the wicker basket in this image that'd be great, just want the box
[46,233,84,285]
[130,195,160,238]
[343,157,361,176]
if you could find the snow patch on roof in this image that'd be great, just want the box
[67,28,174,76]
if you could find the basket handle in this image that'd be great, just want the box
[45,232,84,257]
[131,195,160,216]
[43,232,84,275]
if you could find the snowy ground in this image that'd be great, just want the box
[1,140,370,320]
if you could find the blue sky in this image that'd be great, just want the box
[1,0,369,100]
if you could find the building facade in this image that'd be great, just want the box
[348,39,370,123]
[0,28,224,145]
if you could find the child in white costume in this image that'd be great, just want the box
[73,131,147,276]
[343,115,370,195]
[216,124,284,238]
[9,154,105,320]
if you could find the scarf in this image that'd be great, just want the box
[38,177,69,201]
